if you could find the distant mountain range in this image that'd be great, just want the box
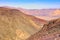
[18,8,60,20]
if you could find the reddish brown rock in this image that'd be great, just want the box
[27,18,60,40]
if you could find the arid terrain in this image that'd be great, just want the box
[19,8,60,20]
[0,7,60,40]
[0,7,47,40]
[27,18,60,40]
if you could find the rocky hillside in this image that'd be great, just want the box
[27,18,60,40]
[0,7,47,40]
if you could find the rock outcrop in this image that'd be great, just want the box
[27,18,60,40]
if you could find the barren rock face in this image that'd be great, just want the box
[27,18,60,40]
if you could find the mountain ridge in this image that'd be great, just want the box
[0,7,47,40]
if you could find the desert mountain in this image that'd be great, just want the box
[0,7,47,40]
[26,9,60,17]
[27,18,60,40]
[19,9,60,20]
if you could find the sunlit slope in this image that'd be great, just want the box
[0,7,47,40]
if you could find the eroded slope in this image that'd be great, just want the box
[27,18,60,40]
